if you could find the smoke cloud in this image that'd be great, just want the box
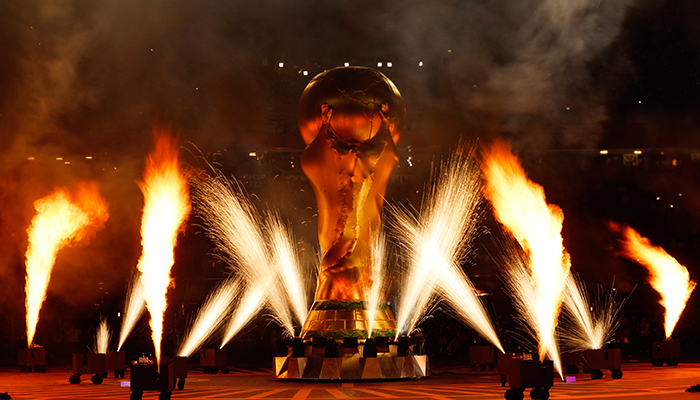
[384,0,637,149]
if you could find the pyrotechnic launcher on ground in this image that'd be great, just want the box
[69,353,107,384]
[497,353,518,387]
[500,355,554,400]
[18,346,46,373]
[106,350,126,378]
[652,339,680,366]
[585,348,622,379]
[129,356,175,400]
[199,348,229,374]
[469,345,496,371]
[161,356,188,390]
[561,351,585,375]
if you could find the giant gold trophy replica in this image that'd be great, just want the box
[298,66,404,339]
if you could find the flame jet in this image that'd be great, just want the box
[392,148,504,352]
[615,224,696,338]
[25,183,109,347]
[135,128,190,367]
[481,140,570,378]
[191,172,309,346]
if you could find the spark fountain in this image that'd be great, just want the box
[24,183,109,348]
[117,276,146,351]
[190,172,309,348]
[392,148,504,352]
[177,278,240,358]
[171,192,308,374]
[69,317,111,385]
[173,277,240,384]
[481,139,569,380]
[365,232,387,339]
[132,127,190,368]
[558,276,628,380]
[93,317,111,355]
[174,276,241,376]
[91,318,128,379]
[559,275,625,352]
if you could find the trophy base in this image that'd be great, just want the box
[301,301,397,340]
[274,353,429,380]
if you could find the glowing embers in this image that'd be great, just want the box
[481,140,569,378]
[24,183,109,347]
[134,127,190,367]
[191,171,309,347]
[613,224,696,338]
[392,147,503,353]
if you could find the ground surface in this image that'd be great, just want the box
[1,362,700,399]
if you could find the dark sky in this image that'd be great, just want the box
[1,0,698,160]
[0,0,699,330]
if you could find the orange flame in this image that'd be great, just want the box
[615,224,696,338]
[136,127,190,366]
[25,183,109,347]
[481,139,569,376]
